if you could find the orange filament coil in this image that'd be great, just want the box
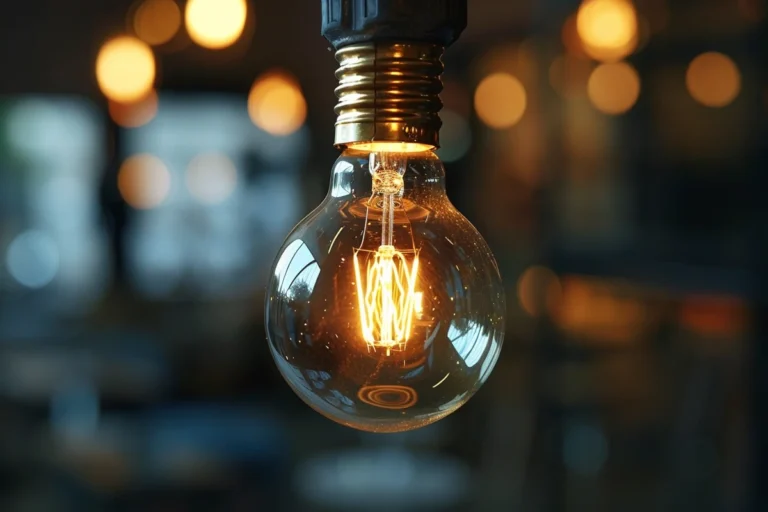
[353,245,420,355]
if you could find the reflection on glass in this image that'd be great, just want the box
[331,161,354,198]
[449,320,493,368]
[274,239,320,297]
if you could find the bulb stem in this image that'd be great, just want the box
[382,193,394,247]
[333,41,445,149]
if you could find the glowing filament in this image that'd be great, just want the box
[354,245,419,355]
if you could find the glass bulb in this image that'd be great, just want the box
[266,144,505,433]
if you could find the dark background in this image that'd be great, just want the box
[0,0,766,510]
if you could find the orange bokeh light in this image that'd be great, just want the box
[96,36,156,103]
[587,61,641,114]
[517,266,562,317]
[118,154,171,209]
[686,52,741,108]
[248,71,307,136]
[185,0,247,50]
[474,72,527,129]
[133,0,181,46]
[576,0,638,62]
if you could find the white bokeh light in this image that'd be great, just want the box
[186,153,238,204]
[6,230,60,289]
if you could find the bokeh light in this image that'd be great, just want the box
[108,90,158,128]
[96,36,156,103]
[576,0,638,62]
[554,276,646,345]
[680,295,748,337]
[186,153,238,204]
[437,109,472,162]
[248,71,307,136]
[686,52,741,108]
[474,72,527,129]
[6,230,60,289]
[118,154,172,209]
[185,0,247,50]
[133,0,181,46]
[517,266,562,317]
[587,62,641,114]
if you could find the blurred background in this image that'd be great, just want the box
[0,0,766,510]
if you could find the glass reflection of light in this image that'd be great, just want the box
[274,239,320,298]
[479,338,501,384]
[6,230,60,289]
[438,394,466,412]
[272,354,358,414]
[448,320,487,368]
[331,161,355,198]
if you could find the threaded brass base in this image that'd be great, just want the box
[333,42,445,149]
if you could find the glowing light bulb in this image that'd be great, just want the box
[266,143,506,433]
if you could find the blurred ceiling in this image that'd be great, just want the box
[0,0,536,96]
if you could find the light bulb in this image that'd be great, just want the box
[266,143,505,432]
[265,2,504,433]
